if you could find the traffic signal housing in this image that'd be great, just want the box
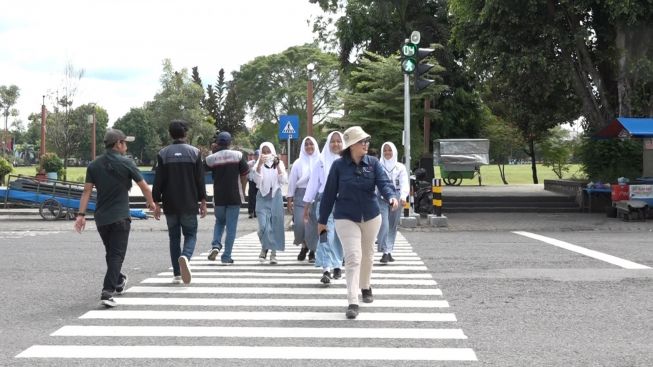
[415,47,435,92]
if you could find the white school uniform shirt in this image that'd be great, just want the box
[287,136,320,199]
[379,142,410,200]
[253,142,288,196]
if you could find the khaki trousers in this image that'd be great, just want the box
[335,215,382,305]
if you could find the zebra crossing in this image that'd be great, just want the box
[16,231,477,362]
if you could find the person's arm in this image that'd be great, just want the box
[277,161,288,185]
[152,154,165,220]
[196,154,208,218]
[137,179,156,212]
[374,160,398,210]
[318,162,339,227]
[399,164,410,206]
[74,182,95,233]
[286,163,300,213]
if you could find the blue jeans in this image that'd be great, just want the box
[377,196,400,253]
[212,205,240,261]
[165,214,198,276]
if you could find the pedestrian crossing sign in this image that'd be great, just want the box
[278,115,300,140]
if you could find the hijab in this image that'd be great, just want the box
[321,131,343,177]
[297,136,320,184]
[380,141,398,172]
[256,142,279,196]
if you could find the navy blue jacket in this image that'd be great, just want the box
[318,154,397,224]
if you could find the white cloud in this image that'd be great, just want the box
[0,0,318,125]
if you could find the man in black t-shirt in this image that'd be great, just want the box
[205,131,249,264]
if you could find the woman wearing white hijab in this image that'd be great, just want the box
[303,131,344,284]
[253,142,288,264]
[286,136,320,262]
[377,141,409,264]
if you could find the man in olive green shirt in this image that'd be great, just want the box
[75,129,155,307]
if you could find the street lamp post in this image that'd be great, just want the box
[40,95,46,157]
[87,104,96,161]
[306,63,315,137]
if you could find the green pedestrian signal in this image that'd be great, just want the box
[400,42,417,74]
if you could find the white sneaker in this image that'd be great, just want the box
[172,276,182,284]
[270,250,278,265]
[178,256,192,284]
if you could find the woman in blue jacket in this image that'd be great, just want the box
[318,126,399,319]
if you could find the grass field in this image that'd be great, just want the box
[8,163,586,185]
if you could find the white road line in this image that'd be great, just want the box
[80,310,457,321]
[513,231,651,270]
[156,271,433,278]
[111,298,445,308]
[175,265,429,271]
[187,260,425,265]
[17,345,477,360]
[140,277,437,285]
[113,297,450,308]
[52,325,467,339]
[125,286,442,296]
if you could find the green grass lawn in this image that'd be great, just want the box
[9,163,585,185]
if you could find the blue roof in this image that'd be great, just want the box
[594,117,653,139]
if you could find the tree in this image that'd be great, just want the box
[76,104,109,162]
[540,126,574,179]
[233,44,342,134]
[481,113,524,185]
[146,59,215,149]
[0,84,20,155]
[46,62,85,180]
[113,107,160,165]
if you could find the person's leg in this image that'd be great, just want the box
[359,215,381,291]
[165,214,182,276]
[212,206,227,250]
[179,214,198,259]
[221,205,240,261]
[386,204,401,253]
[97,219,131,294]
[335,219,362,306]
[376,198,389,253]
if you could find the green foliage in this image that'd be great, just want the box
[578,138,642,182]
[0,156,12,178]
[39,152,64,175]
[113,107,161,164]
[540,126,574,179]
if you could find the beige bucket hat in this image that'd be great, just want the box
[342,126,371,149]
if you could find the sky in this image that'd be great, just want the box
[0,0,320,127]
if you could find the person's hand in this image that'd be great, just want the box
[389,198,399,211]
[74,216,86,233]
[400,198,406,208]
[147,200,156,212]
[317,223,327,235]
[303,204,311,223]
[199,202,208,218]
[153,203,162,220]
[287,198,294,214]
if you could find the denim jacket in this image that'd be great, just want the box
[318,154,397,224]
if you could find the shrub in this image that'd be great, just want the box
[39,153,64,176]
[0,156,12,185]
[578,138,642,182]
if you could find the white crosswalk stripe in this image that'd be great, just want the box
[16,231,477,362]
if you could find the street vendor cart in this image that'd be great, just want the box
[433,139,490,186]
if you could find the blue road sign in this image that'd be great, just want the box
[278,115,300,140]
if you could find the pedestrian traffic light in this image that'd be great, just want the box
[401,41,417,74]
[415,47,435,92]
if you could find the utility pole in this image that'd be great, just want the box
[40,95,46,157]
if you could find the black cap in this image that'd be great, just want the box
[216,131,232,146]
[169,120,188,138]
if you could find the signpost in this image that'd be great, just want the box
[279,115,300,164]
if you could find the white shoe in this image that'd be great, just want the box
[172,276,182,284]
[270,250,278,265]
[178,256,192,284]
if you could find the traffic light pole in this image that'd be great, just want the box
[403,73,411,176]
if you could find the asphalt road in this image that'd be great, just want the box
[1,211,652,366]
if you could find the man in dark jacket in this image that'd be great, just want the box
[205,131,249,264]
[152,120,207,284]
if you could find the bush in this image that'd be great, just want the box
[39,153,64,176]
[578,138,642,182]
[0,156,12,185]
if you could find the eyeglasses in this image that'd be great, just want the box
[358,138,371,145]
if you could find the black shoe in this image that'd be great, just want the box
[248,213,253,218]
[388,253,395,262]
[320,271,331,284]
[332,268,342,279]
[208,246,222,261]
[259,249,268,262]
[380,253,389,264]
[100,291,117,308]
[115,274,128,295]
[345,304,359,319]
[297,247,308,261]
[221,258,234,265]
[362,287,373,303]
[308,250,316,263]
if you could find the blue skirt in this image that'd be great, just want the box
[256,188,285,251]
